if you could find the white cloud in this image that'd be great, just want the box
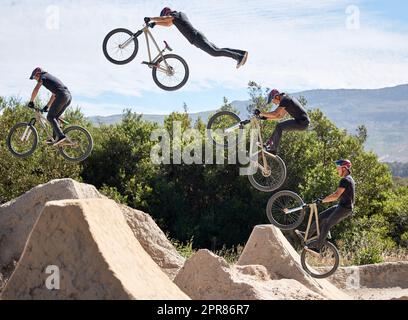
[0,0,408,115]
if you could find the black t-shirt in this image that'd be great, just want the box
[279,95,308,120]
[171,11,199,44]
[339,175,355,209]
[40,72,69,95]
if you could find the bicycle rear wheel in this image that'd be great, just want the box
[206,111,243,149]
[103,28,139,65]
[266,190,305,230]
[58,126,93,162]
[301,241,340,278]
[248,152,287,192]
[152,54,189,91]
[7,123,38,158]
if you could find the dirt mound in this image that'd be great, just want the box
[237,225,350,300]
[327,262,408,289]
[0,179,184,290]
[120,205,184,280]
[174,249,324,300]
[0,179,103,291]
[1,199,189,300]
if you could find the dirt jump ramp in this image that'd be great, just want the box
[237,225,350,300]
[1,199,189,300]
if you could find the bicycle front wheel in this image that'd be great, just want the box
[152,54,189,91]
[301,241,340,278]
[59,126,93,162]
[206,111,243,149]
[7,123,38,158]
[103,28,139,65]
[266,190,305,230]
[248,152,287,192]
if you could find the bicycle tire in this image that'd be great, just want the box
[58,126,94,162]
[206,111,243,149]
[266,190,305,230]
[248,153,287,192]
[103,28,139,65]
[7,123,38,158]
[152,54,189,91]
[301,241,340,278]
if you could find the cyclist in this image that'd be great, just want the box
[145,7,249,69]
[29,68,72,146]
[259,89,310,155]
[307,159,356,253]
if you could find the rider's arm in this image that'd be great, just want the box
[260,107,287,120]
[30,81,42,103]
[322,187,345,203]
[150,16,174,26]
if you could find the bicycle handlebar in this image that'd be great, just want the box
[27,105,45,113]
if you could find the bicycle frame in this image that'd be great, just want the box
[22,110,74,148]
[122,25,172,73]
[286,203,320,243]
[225,116,276,175]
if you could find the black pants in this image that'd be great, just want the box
[193,32,245,62]
[268,117,310,153]
[47,91,72,139]
[309,205,353,249]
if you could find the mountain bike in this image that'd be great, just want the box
[206,110,287,192]
[7,105,93,162]
[266,191,340,278]
[102,19,189,91]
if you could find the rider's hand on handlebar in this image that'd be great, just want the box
[149,22,157,28]
[144,17,151,24]
[41,106,49,113]
[314,197,324,205]
[254,109,261,116]
[28,101,35,109]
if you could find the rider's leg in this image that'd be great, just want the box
[193,32,245,62]
[267,117,310,153]
[308,206,336,239]
[54,94,72,139]
[315,206,353,249]
[47,93,70,141]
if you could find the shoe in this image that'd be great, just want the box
[305,245,321,256]
[236,51,249,69]
[263,143,277,155]
[53,136,67,146]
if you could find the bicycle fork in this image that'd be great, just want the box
[21,125,32,142]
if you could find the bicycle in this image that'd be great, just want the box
[7,105,94,163]
[206,110,287,193]
[102,19,189,91]
[266,191,340,278]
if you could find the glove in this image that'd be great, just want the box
[254,109,261,116]
[28,101,35,109]
[41,106,49,113]
[260,116,268,121]
[149,22,157,28]
[314,197,324,205]
[144,17,151,24]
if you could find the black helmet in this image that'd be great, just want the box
[30,67,45,80]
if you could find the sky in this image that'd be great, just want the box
[0,0,407,116]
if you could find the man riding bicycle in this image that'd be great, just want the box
[29,68,72,146]
[145,7,249,69]
[307,159,356,253]
[260,89,310,155]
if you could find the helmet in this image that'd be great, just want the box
[267,89,280,104]
[160,7,172,17]
[335,159,352,171]
[30,67,44,80]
